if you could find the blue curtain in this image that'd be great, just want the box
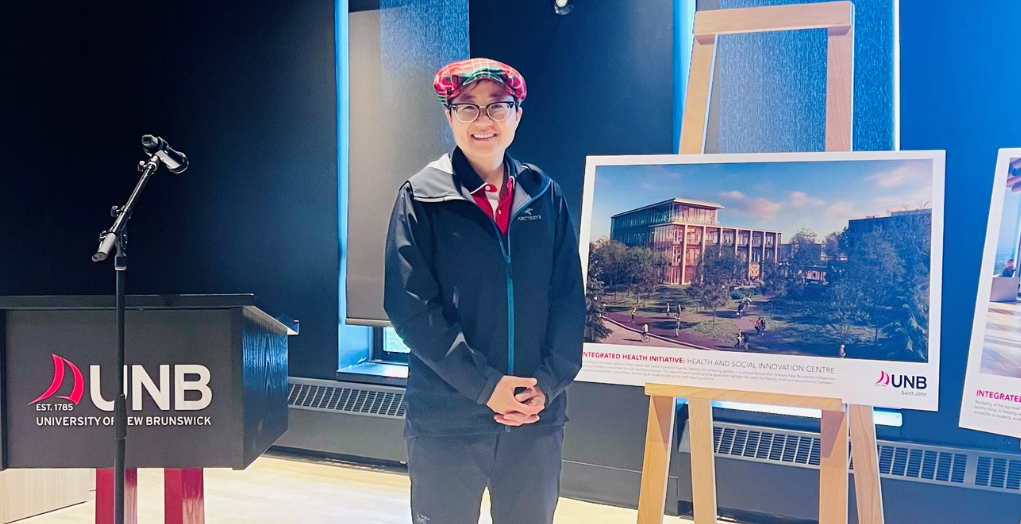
[691,0,896,153]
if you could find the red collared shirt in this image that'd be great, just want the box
[471,176,515,234]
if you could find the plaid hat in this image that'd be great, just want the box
[434,58,527,105]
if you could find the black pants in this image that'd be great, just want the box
[407,424,564,524]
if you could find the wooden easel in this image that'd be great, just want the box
[636,3,885,524]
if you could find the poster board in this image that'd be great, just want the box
[578,150,945,410]
[960,148,1021,435]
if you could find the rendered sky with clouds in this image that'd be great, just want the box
[588,159,934,242]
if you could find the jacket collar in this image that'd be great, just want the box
[407,148,547,206]
[451,147,502,195]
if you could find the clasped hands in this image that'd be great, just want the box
[486,376,546,427]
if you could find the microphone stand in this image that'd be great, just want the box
[92,153,164,524]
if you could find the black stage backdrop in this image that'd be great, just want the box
[0,1,341,379]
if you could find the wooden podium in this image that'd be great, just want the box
[0,294,297,524]
[636,2,885,524]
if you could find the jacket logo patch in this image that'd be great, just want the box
[517,208,543,221]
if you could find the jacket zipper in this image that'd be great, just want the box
[472,178,551,432]
[504,182,550,375]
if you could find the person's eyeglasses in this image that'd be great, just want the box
[447,101,518,123]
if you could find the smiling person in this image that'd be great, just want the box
[383,58,585,524]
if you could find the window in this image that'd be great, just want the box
[383,327,410,353]
[686,247,701,265]
[373,326,410,363]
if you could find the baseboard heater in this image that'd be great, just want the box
[676,421,1021,524]
[271,380,1021,524]
[272,377,408,464]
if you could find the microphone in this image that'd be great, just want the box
[141,134,189,174]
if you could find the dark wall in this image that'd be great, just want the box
[899,0,1021,452]
[469,0,676,218]
[0,1,341,379]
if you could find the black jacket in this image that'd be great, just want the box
[384,149,585,437]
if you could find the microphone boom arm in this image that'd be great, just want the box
[92,155,162,262]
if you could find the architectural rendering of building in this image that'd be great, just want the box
[610,198,781,285]
[846,209,932,245]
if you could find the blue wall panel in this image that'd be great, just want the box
[900,0,1021,451]
[704,0,895,153]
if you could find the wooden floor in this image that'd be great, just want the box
[22,454,694,524]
